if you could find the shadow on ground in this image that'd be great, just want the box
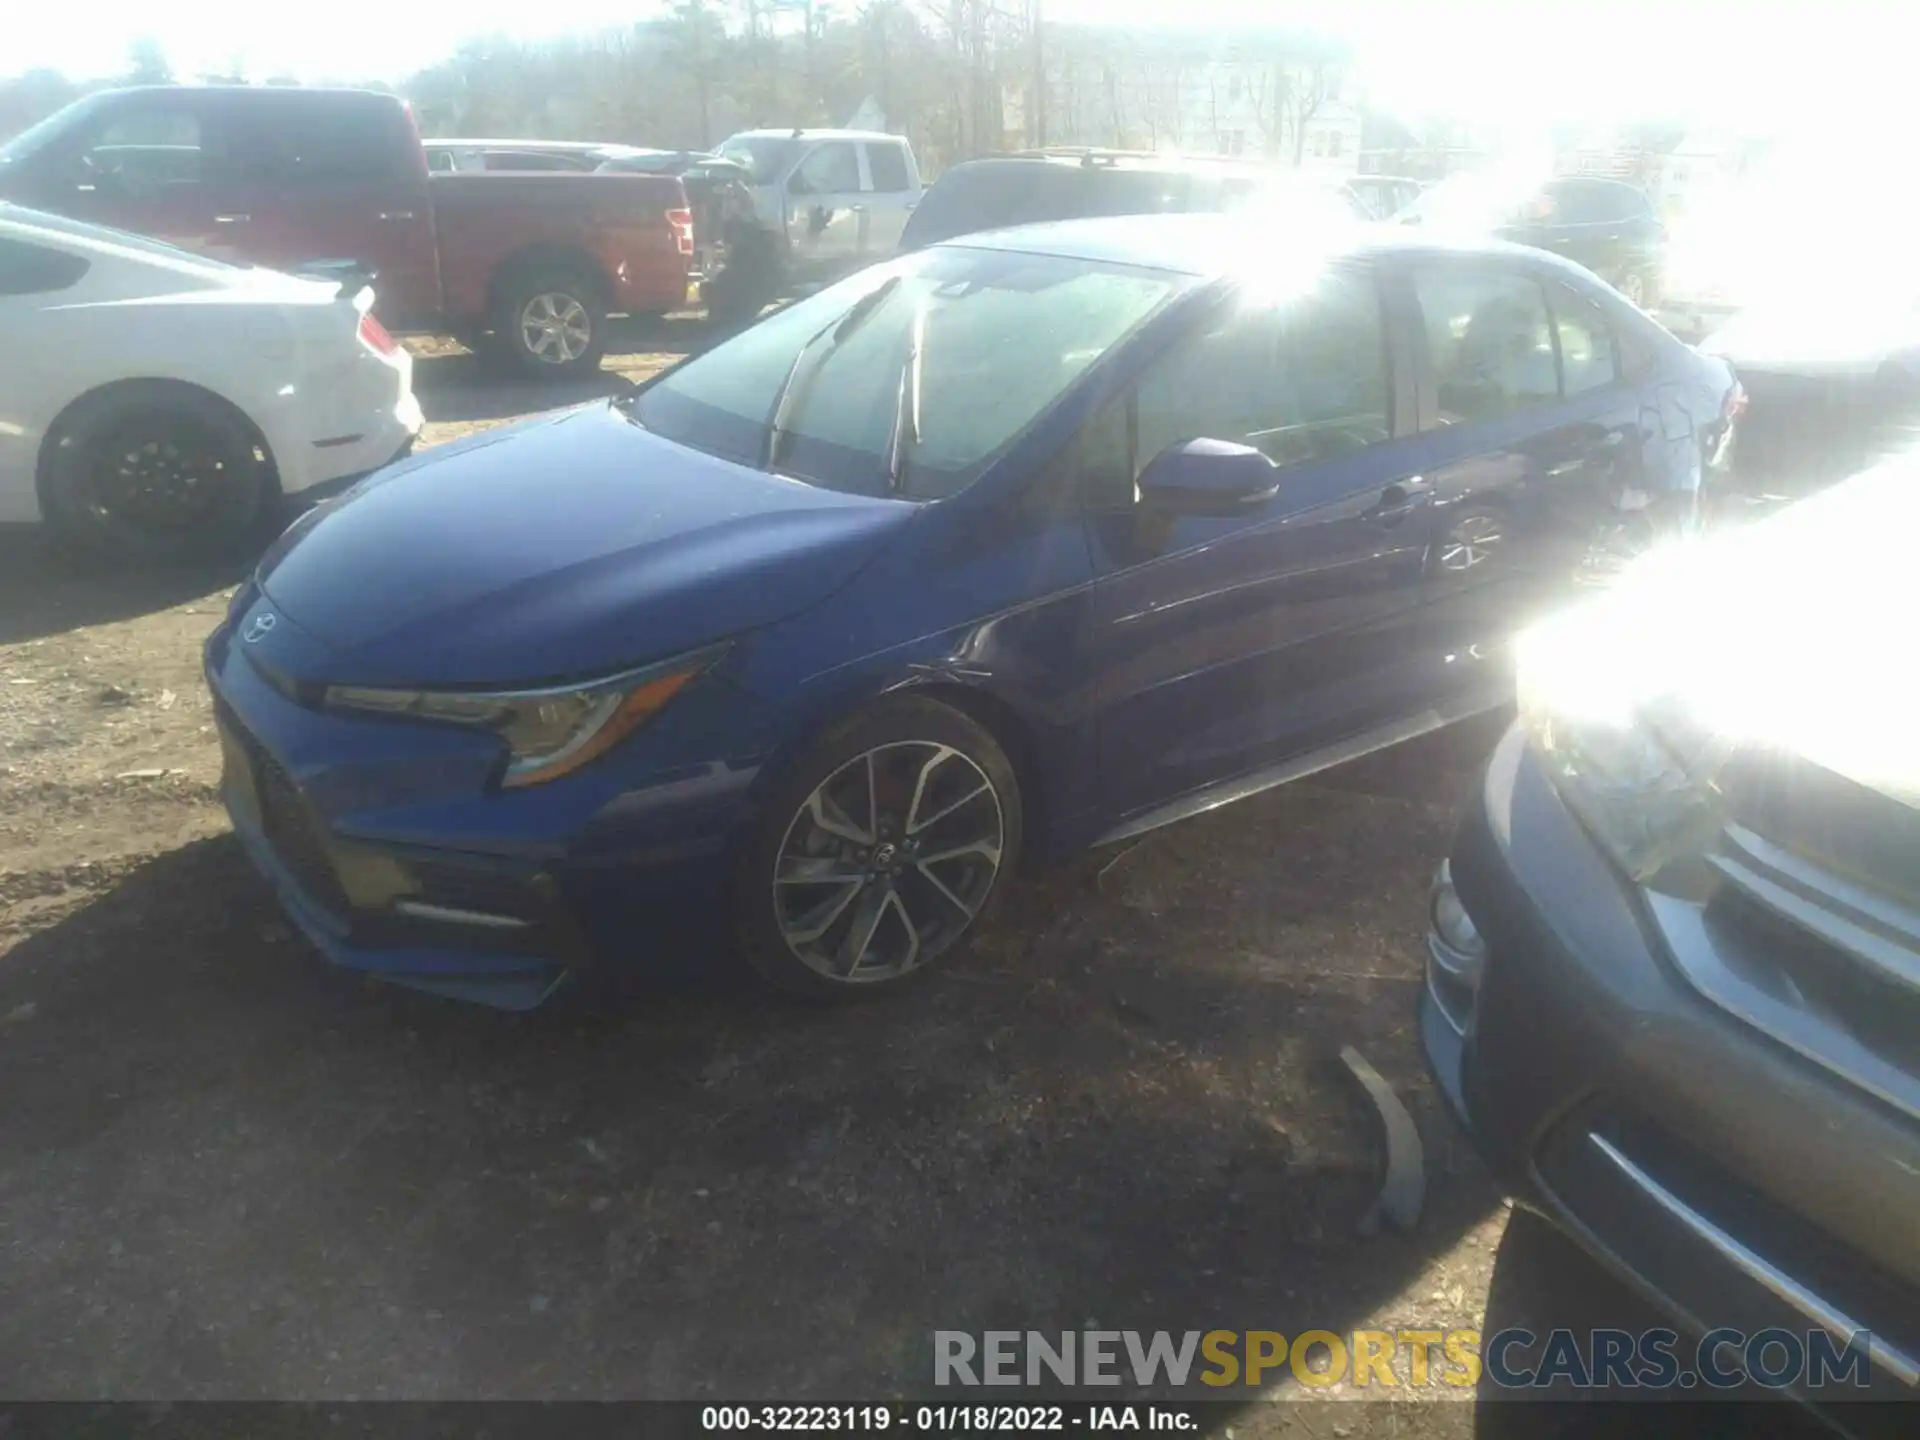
[410,313,709,426]
[0,724,1515,1402]
[0,315,708,645]
[0,527,250,646]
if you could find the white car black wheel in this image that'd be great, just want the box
[39,383,270,563]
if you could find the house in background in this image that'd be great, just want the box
[1033,27,1362,170]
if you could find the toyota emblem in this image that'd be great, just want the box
[242,612,277,644]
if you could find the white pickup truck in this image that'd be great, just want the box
[709,128,922,315]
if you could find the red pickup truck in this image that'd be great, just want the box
[0,86,693,376]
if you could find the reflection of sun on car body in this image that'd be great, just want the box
[202,215,1737,1010]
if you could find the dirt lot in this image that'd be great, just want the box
[0,318,1650,1427]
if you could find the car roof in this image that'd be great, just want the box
[95,84,399,103]
[426,139,645,154]
[941,212,1588,279]
[725,128,901,142]
[946,152,1263,179]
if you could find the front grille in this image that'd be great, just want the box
[1686,814,1920,1128]
[1717,750,1920,908]
[216,697,352,919]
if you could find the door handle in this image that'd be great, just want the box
[378,210,417,221]
[1366,481,1430,528]
[214,213,250,224]
[850,204,868,213]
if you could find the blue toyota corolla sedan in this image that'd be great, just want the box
[205,215,1741,1009]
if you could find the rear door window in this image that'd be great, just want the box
[1544,179,1646,225]
[1412,267,1559,424]
[228,99,410,185]
[865,142,911,193]
[1087,169,1191,216]
[900,164,1080,248]
[1547,282,1619,394]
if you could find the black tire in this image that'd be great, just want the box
[733,696,1024,999]
[38,383,271,563]
[489,265,608,377]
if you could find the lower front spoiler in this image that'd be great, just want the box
[228,810,576,1013]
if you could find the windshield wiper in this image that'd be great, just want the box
[763,274,902,472]
[884,297,926,494]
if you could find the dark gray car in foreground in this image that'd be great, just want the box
[1422,461,1919,1426]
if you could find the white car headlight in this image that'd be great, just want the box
[325,643,728,788]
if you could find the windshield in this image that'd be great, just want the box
[717,135,804,183]
[0,91,105,165]
[630,244,1189,499]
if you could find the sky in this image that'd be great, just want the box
[6,2,1910,139]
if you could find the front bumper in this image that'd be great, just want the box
[1423,724,1920,1414]
[203,611,742,1009]
[273,347,424,499]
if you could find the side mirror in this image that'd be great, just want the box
[1137,438,1279,516]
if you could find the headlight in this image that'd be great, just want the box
[1515,595,1732,884]
[325,643,727,788]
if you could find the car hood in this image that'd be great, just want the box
[256,401,917,687]
[1526,461,1920,811]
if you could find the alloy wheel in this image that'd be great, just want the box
[772,741,1005,985]
[518,292,593,364]
[1439,513,1504,571]
[85,425,236,538]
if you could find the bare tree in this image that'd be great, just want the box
[670,1,724,146]
[1248,62,1287,160]
[125,37,173,86]
[1283,56,1337,165]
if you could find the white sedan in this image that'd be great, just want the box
[0,203,422,560]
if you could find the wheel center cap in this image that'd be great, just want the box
[870,842,898,872]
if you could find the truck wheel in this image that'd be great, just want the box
[491,268,608,377]
[38,382,272,564]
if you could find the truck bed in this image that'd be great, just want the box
[428,171,691,319]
